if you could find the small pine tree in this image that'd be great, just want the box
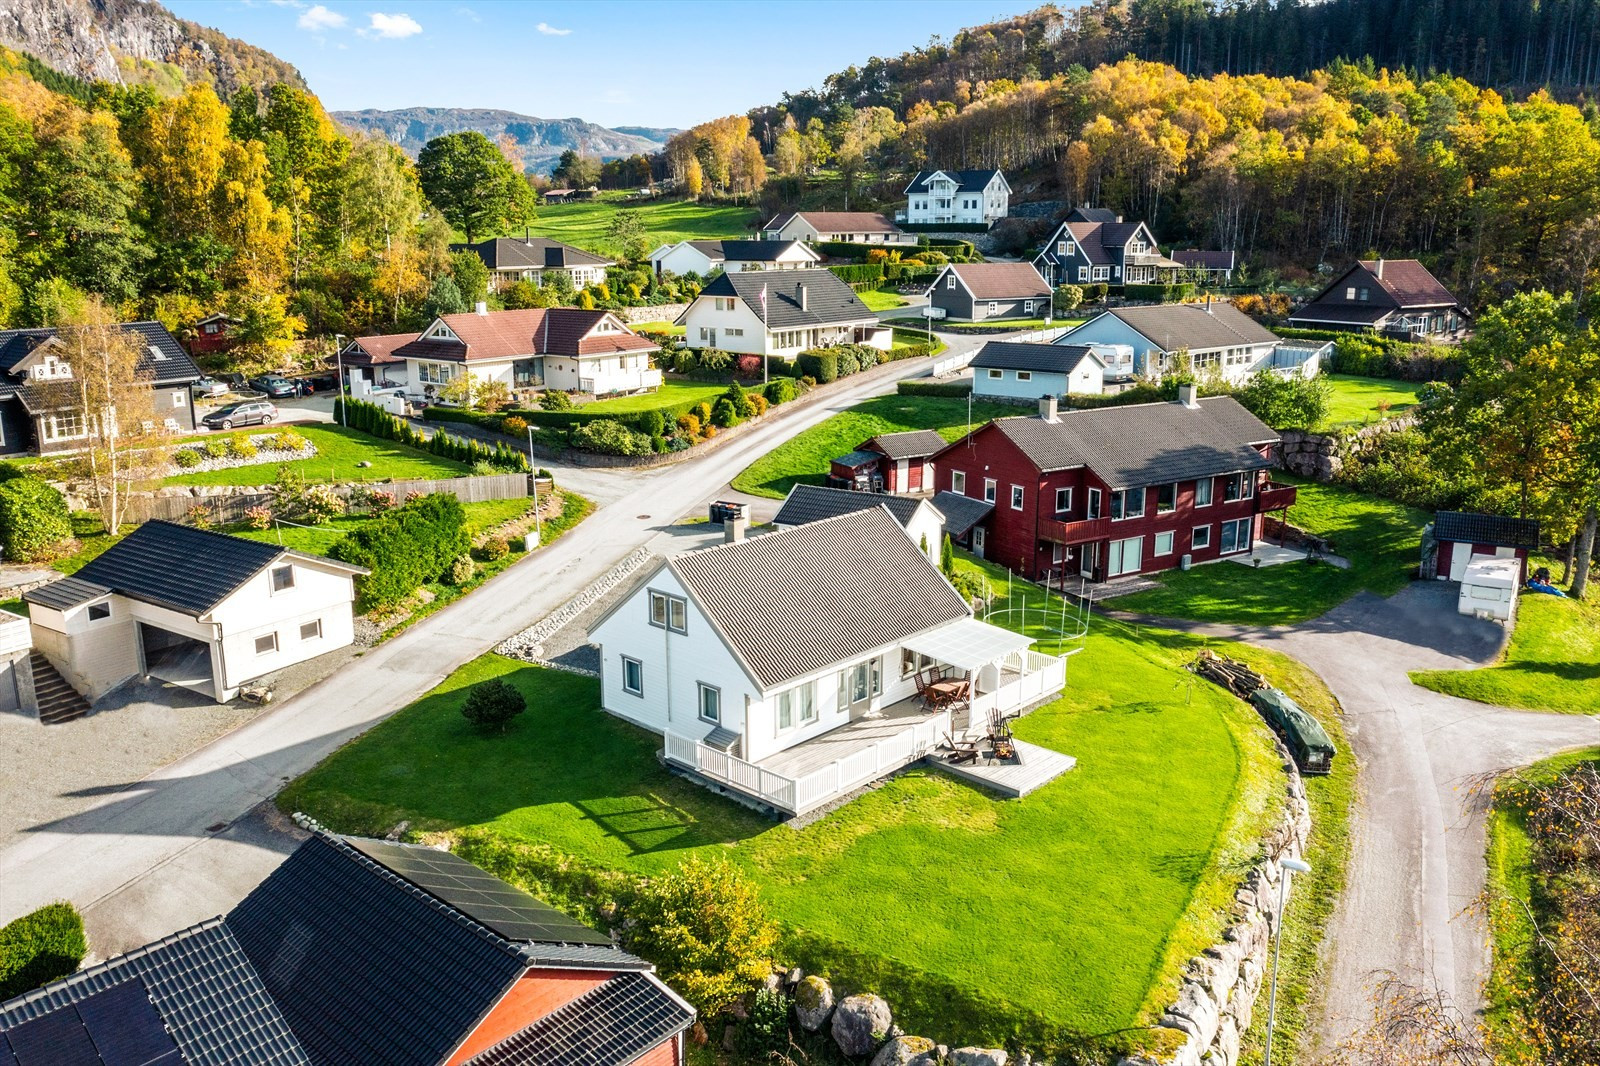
[940,534,955,577]
[460,678,526,734]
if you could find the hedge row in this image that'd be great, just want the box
[899,222,991,233]
[334,398,528,471]
[1123,282,1197,302]
[898,379,972,397]
[0,475,71,563]
[0,902,86,1000]
[1272,329,1464,381]
[331,493,470,610]
[828,263,886,285]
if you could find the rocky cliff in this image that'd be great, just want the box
[331,107,672,173]
[0,0,305,95]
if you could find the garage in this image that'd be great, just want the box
[139,623,215,695]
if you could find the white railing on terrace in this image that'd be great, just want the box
[971,652,1067,718]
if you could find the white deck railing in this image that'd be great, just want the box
[971,652,1067,718]
[663,711,950,815]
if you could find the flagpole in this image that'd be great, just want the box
[760,283,769,387]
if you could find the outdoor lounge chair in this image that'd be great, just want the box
[941,732,980,764]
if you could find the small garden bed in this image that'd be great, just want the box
[169,429,316,474]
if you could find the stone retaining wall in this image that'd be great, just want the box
[617,304,689,325]
[1276,414,1415,481]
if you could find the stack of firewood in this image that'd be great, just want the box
[1189,649,1265,699]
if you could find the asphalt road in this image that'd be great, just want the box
[0,338,993,947]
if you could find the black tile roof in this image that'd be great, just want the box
[971,341,1101,375]
[1088,303,1280,352]
[24,575,113,612]
[862,429,948,460]
[773,485,930,530]
[1066,206,1120,224]
[930,491,993,538]
[702,239,812,262]
[0,919,309,1066]
[699,270,871,330]
[904,169,1002,194]
[44,521,288,617]
[1433,511,1541,550]
[0,322,201,385]
[465,972,694,1066]
[456,238,612,271]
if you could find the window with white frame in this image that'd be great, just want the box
[988,302,999,315]
[172,392,185,408]
[1192,524,1213,550]
[1056,241,1066,254]
[1110,488,1145,520]
[1107,536,1143,577]
[300,620,322,641]
[946,273,957,289]
[1156,483,1176,513]
[417,361,454,384]
[621,656,643,696]
[44,413,87,441]
[1220,517,1252,553]
[987,368,1002,379]
[648,590,687,633]
[1016,370,1032,382]
[1024,301,1035,314]
[1078,266,1089,282]
[271,566,294,592]
[776,680,817,732]
[697,682,721,723]
[1345,286,1357,300]
[1154,531,1175,556]
[1010,485,1025,510]
[983,478,997,504]
[1055,487,1072,513]
[1064,241,1075,256]
[952,470,967,495]
[255,633,278,655]
[1222,472,1255,501]
[1086,487,1103,519]
[1194,477,1213,507]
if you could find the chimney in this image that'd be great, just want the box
[1177,382,1199,409]
[1116,214,1123,223]
[795,282,807,311]
[723,513,748,544]
[525,226,533,246]
[1204,294,1213,314]
[475,301,489,316]
[1375,258,1385,278]
[545,246,566,269]
[1039,395,1059,423]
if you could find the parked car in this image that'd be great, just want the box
[250,375,297,399]
[202,401,277,430]
[190,376,229,397]
[291,370,338,393]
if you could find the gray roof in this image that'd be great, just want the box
[863,429,948,460]
[0,919,309,1066]
[977,396,1279,487]
[24,575,113,611]
[1066,206,1121,224]
[669,507,970,689]
[1174,250,1236,270]
[930,491,993,538]
[773,484,932,530]
[1085,303,1279,353]
[0,321,201,386]
[687,239,811,262]
[457,237,612,271]
[972,341,1101,375]
[699,269,871,330]
[1433,511,1541,550]
[904,169,1002,194]
[832,449,882,469]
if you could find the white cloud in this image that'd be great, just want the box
[536,21,571,36]
[362,11,423,38]
[297,4,347,31]
[454,5,481,22]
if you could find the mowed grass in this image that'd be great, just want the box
[579,381,726,415]
[1115,477,1428,625]
[857,288,908,311]
[730,394,1015,499]
[280,557,1285,1046]
[515,197,759,252]
[1319,374,1424,428]
[234,498,537,557]
[1410,592,1600,713]
[166,425,471,487]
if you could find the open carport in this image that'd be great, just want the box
[138,623,216,697]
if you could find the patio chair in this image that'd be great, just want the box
[913,670,936,710]
[941,732,980,765]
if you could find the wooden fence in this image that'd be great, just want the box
[126,472,533,526]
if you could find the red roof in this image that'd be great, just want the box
[345,332,415,365]
[946,262,1051,299]
[1359,259,1459,308]
[392,308,657,362]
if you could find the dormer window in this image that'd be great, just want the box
[1345,287,1357,300]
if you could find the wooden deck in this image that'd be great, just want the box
[761,699,943,779]
[930,740,1077,798]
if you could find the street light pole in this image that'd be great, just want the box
[526,424,541,543]
[1262,856,1312,1066]
[333,333,346,427]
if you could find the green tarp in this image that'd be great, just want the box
[1250,686,1336,755]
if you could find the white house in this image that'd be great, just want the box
[648,239,821,278]
[901,169,1010,226]
[1055,301,1328,385]
[25,521,366,704]
[970,341,1105,401]
[392,306,661,401]
[771,484,945,563]
[589,506,1066,816]
[760,211,916,245]
[675,269,890,358]
[453,236,612,292]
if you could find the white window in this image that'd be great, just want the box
[1194,477,1213,507]
[988,302,999,315]
[1156,483,1176,513]
[697,682,721,723]
[1154,531,1175,556]
[1107,536,1143,577]
[726,328,743,337]
[1192,524,1213,550]
[621,656,643,696]
[1223,472,1254,502]
[987,368,1003,379]
[952,470,967,495]
[1024,301,1035,314]
[1087,487,1103,519]
[1220,518,1252,554]
[776,681,817,732]
[1093,266,1110,281]
[1055,487,1072,513]
[714,297,736,311]
[648,590,687,633]
[300,620,322,641]
[44,413,87,441]
[271,566,294,592]
[1016,370,1032,382]
[983,478,997,504]
[946,273,957,289]
[255,633,278,655]
[172,392,185,408]
[1057,241,1066,254]
[1077,266,1089,282]
[1110,488,1145,520]
[87,602,111,622]
[1010,485,1025,510]
[1345,286,1357,300]
[1064,242,1075,256]
[699,327,709,341]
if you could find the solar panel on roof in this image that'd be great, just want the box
[74,980,181,1066]
[347,839,612,946]
[3,1009,101,1066]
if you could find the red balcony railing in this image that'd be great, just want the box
[1257,482,1298,512]
[1039,516,1112,544]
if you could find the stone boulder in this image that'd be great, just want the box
[831,994,893,1057]
[870,1035,937,1066]
[794,975,835,1032]
[948,1048,1009,1066]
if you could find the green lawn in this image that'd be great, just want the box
[280,553,1287,1050]
[941,317,1081,333]
[730,394,1015,499]
[513,197,759,254]
[857,289,908,311]
[892,325,947,353]
[1114,477,1428,626]
[233,498,537,558]
[1319,374,1424,429]
[165,425,471,487]
[1410,592,1600,713]
[629,321,686,336]
[579,381,726,415]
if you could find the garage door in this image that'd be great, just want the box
[139,624,214,694]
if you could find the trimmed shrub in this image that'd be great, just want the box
[227,437,258,460]
[636,409,666,437]
[1235,371,1331,429]
[540,390,573,411]
[795,350,838,384]
[710,396,740,429]
[447,554,475,585]
[0,902,86,1000]
[478,535,510,561]
[827,263,886,285]
[271,430,307,452]
[501,415,528,437]
[572,419,652,456]
[1124,282,1196,303]
[460,678,525,734]
[898,379,971,398]
[722,382,753,420]
[244,505,274,530]
[1053,283,1084,313]
[0,476,71,562]
[203,437,229,459]
[172,447,202,469]
[676,413,702,441]
[331,493,470,610]
[764,377,797,405]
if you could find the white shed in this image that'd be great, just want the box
[1457,555,1520,624]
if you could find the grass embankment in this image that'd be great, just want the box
[578,381,727,416]
[515,197,758,250]
[857,289,909,311]
[1115,477,1428,626]
[282,547,1296,1052]
[166,425,471,487]
[730,394,1014,499]
[1319,374,1424,429]
[1411,592,1600,713]
[938,317,1085,333]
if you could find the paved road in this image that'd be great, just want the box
[0,336,995,945]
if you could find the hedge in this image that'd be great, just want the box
[0,475,72,563]
[898,379,972,397]
[1270,329,1464,382]
[0,902,86,1000]
[900,222,991,233]
[828,263,886,285]
[331,493,470,610]
[1123,282,1197,302]
[335,398,528,471]
[572,419,653,456]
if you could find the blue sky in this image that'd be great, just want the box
[166,1,1020,129]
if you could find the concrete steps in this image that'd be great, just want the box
[30,652,89,724]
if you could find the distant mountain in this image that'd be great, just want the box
[0,0,306,96]
[331,107,672,174]
[611,125,683,143]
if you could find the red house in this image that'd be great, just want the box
[1428,511,1541,582]
[827,429,946,494]
[188,312,240,354]
[932,388,1296,584]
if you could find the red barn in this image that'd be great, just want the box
[931,389,1296,584]
[189,312,239,354]
[827,429,946,494]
